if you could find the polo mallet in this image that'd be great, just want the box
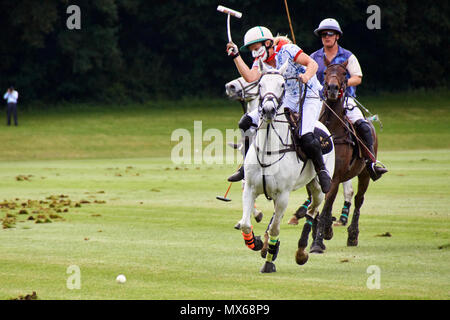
[283,0,296,44]
[216,5,242,202]
[217,5,242,55]
[216,162,242,202]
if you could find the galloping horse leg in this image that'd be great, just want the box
[336,180,353,226]
[288,189,312,225]
[310,179,340,253]
[240,183,263,251]
[347,169,370,246]
[260,192,289,273]
[296,179,323,265]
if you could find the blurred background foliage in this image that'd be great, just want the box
[0,0,448,105]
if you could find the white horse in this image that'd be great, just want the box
[237,61,335,273]
[226,75,352,227]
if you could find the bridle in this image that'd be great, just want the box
[235,78,259,101]
[323,63,347,100]
[258,70,285,112]
[254,70,295,200]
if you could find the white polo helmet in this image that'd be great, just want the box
[314,18,343,36]
[240,26,274,52]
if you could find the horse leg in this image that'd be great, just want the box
[336,180,353,226]
[347,170,370,246]
[288,189,312,225]
[310,180,339,253]
[240,184,263,251]
[296,180,323,265]
[260,192,288,273]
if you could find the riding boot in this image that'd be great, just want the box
[300,132,332,193]
[355,120,388,181]
[227,136,250,182]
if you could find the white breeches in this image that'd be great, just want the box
[345,97,364,124]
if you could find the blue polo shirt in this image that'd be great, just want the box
[311,46,357,97]
[253,43,323,111]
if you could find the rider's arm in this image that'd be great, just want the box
[233,55,261,83]
[226,42,261,83]
[294,52,318,83]
[347,54,363,87]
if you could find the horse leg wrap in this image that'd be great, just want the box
[266,236,280,262]
[298,219,313,248]
[339,201,351,225]
[242,228,263,251]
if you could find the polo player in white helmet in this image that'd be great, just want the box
[225,26,332,193]
[310,18,388,181]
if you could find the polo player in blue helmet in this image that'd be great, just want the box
[310,18,388,181]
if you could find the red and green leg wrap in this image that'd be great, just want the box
[242,227,263,251]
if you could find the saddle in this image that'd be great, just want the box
[284,108,333,161]
[333,117,363,163]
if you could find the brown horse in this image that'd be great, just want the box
[290,59,379,260]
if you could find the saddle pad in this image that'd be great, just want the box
[314,127,333,155]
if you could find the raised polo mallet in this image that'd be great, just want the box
[217,5,242,55]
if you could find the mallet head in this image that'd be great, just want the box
[217,5,242,18]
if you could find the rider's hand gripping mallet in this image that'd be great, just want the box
[217,5,242,55]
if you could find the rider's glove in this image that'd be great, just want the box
[227,43,240,60]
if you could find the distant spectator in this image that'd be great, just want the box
[4,86,18,126]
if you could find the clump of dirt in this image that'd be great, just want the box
[16,175,33,182]
[10,291,38,300]
[376,232,392,237]
[2,216,16,229]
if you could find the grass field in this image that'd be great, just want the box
[0,89,449,300]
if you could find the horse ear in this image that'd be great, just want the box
[323,56,330,67]
[278,60,289,75]
[342,59,348,69]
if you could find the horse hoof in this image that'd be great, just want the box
[294,206,307,220]
[288,216,299,225]
[234,222,241,230]
[347,238,358,247]
[347,228,359,246]
[254,210,263,223]
[295,247,309,265]
[260,261,276,273]
[324,226,334,240]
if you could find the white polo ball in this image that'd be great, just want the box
[116,274,126,284]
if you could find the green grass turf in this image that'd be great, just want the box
[0,89,449,299]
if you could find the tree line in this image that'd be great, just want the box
[0,0,448,105]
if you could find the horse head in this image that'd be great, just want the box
[323,57,348,103]
[258,60,289,123]
[225,77,259,102]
